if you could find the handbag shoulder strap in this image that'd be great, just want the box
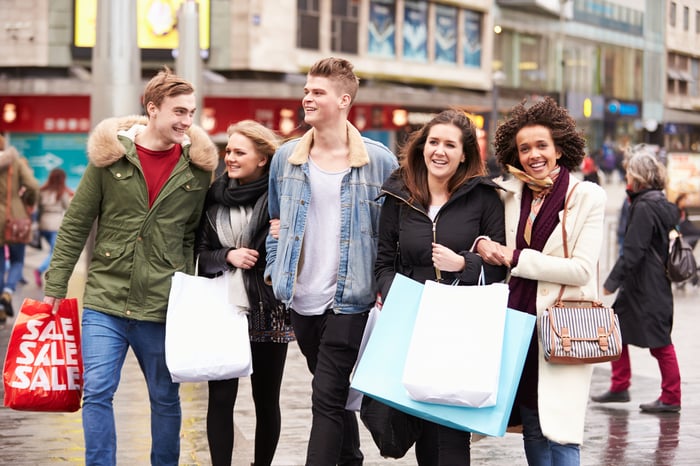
[554,181,580,304]
[5,163,13,218]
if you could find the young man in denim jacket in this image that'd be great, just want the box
[265,57,398,465]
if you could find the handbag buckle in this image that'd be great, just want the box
[560,327,571,353]
[597,327,609,351]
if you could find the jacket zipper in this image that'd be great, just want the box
[385,191,443,282]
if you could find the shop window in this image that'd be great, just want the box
[403,0,426,61]
[435,4,458,64]
[297,0,320,50]
[331,0,359,54]
[368,0,396,58]
[463,9,482,68]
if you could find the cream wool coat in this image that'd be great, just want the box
[497,175,606,445]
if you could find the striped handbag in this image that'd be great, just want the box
[539,182,622,364]
[541,298,622,364]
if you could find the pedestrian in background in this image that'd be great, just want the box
[375,109,507,464]
[0,134,39,324]
[196,120,294,466]
[265,57,398,465]
[592,147,682,413]
[478,97,606,466]
[34,168,73,288]
[43,68,218,465]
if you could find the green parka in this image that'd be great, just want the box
[44,115,218,322]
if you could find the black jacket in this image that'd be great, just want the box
[604,189,680,347]
[195,203,278,314]
[375,170,508,300]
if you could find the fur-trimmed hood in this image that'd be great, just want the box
[0,146,20,170]
[86,115,218,171]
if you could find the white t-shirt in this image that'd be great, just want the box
[291,157,350,315]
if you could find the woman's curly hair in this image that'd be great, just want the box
[494,96,586,172]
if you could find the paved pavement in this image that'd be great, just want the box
[1,178,699,465]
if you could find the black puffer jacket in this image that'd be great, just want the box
[375,170,508,300]
[604,189,680,347]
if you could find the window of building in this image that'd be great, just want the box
[670,2,677,27]
[435,4,458,64]
[684,6,689,30]
[368,0,396,58]
[463,10,482,68]
[403,0,427,61]
[331,0,359,54]
[297,0,320,50]
[696,10,700,33]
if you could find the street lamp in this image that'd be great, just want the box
[490,70,507,144]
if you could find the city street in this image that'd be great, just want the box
[1,179,698,465]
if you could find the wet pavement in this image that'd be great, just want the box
[1,179,699,465]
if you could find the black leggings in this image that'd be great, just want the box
[207,341,289,466]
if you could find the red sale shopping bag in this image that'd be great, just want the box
[3,298,83,412]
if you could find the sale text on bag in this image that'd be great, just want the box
[9,317,81,391]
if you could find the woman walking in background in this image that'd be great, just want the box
[34,168,73,288]
[592,147,682,413]
[196,120,294,466]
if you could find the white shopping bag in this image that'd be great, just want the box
[402,279,509,408]
[346,305,380,411]
[165,271,253,383]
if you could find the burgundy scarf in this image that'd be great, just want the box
[507,166,570,412]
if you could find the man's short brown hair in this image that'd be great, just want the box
[308,57,360,104]
[142,66,195,111]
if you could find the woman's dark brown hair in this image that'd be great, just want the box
[494,96,586,172]
[400,109,485,209]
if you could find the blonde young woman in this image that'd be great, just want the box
[196,120,294,466]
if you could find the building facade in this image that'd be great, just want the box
[1,0,699,186]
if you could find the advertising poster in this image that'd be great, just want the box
[435,4,457,64]
[403,0,427,62]
[463,10,482,67]
[10,133,88,189]
[368,0,396,58]
[666,153,700,205]
[74,0,211,51]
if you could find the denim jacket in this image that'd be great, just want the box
[265,122,398,314]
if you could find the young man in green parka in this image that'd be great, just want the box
[43,68,218,466]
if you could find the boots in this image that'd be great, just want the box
[0,291,14,318]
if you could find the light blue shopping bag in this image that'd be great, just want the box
[351,274,535,437]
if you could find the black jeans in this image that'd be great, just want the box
[291,309,369,466]
[207,341,289,466]
[414,419,471,465]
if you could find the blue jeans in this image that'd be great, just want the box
[521,406,580,466]
[81,309,181,466]
[2,243,26,292]
[38,230,58,273]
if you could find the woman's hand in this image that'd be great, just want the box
[269,218,280,239]
[476,239,513,267]
[226,247,259,269]
[603,287,613,296]
[432,243,466,272]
